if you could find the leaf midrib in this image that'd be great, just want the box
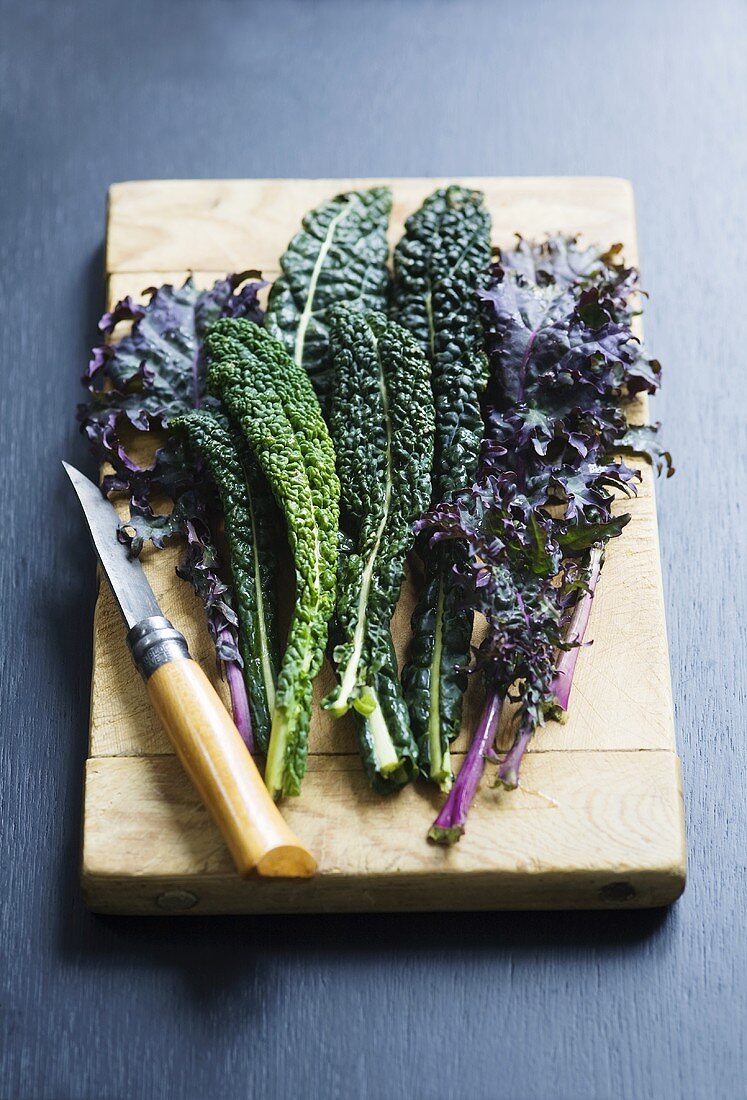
[245,476,276,712]
[294,196,357,368]
[337,330,393,705]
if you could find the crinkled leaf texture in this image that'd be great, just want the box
[392,185,492,790]
[171,410,280,753]
[323,307,435,790]
[421,234,670,841]
[392,185,491,501]
[206,319,340,799]
[264,187,392,407]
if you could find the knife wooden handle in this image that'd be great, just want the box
[145,657,316,879]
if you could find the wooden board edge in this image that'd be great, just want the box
[80,750,687,915]
[81,866,686,916]
[107,175,636,198]
[81,858,687,916]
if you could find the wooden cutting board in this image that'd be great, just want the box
[81,177,686,914]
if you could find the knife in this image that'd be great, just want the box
[63,461,316,879]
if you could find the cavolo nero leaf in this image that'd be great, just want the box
[264,187,392,406]
[206,318,340,799]
[323,307,435,790]
[392,185,492,791]
[171,410,280,753]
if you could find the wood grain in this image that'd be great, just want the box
[83,750,685,913]
[145,659,316,878]
[106,176,639,273]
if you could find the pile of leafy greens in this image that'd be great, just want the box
[79,188,670,831]
[423,235,671,843]
[79,186,394,802]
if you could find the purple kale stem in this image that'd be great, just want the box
[496,726,532,789]
[550,544,604,711]
[225,659,254,753]
[428,688,503,845]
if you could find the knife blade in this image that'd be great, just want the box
[63,462,316,881]
[63,461,162,629]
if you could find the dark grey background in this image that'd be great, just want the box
[1,1,745,1097]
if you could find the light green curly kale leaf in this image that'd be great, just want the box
[206,319,340,798]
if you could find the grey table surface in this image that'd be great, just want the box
[1,1,745,1098]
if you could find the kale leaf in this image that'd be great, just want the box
[323,307,435,790]
[171,410,280,752]
[392,186,492,791]
[78,274,265,747]
[264,187,392,406]
[206,319,340,799]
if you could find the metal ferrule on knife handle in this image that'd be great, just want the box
[127,616,190,677]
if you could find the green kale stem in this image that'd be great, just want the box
[364,692,404,775]
[426,572,451,790]
[225,659,254,753]
[428,688,503,845]
[551,545,604,712]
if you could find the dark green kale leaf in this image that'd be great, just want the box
[392,186,491,501]
[323,307,435,790]
[171,410,280,752]
[392,185,492,791]
[264,187,392,405]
